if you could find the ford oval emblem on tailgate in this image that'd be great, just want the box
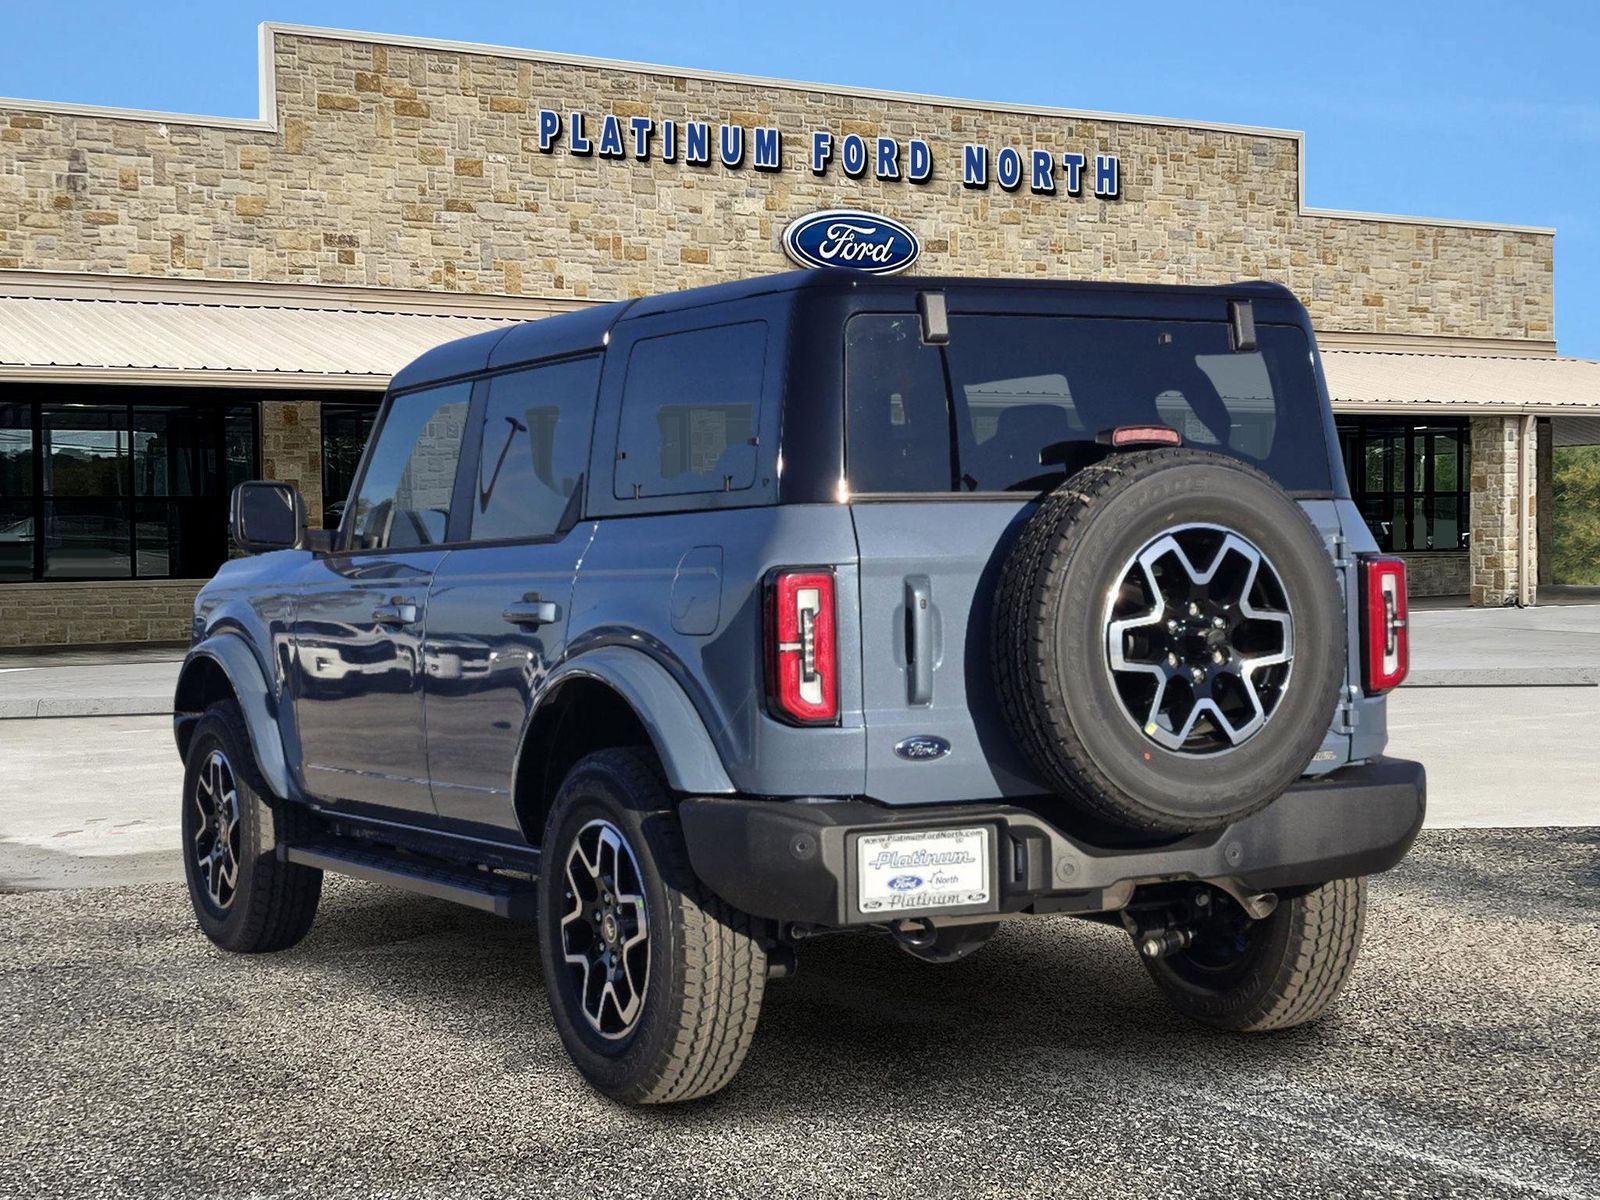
[894,735,951,762]
[782,209,920,275]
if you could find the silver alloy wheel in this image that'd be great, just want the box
[560,819,650,1041]
[1105,523,1294,755]
[191,749,242,909]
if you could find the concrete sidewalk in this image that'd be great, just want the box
[1406,603,1600,686]
[0,655,181,719]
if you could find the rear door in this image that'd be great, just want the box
[290,380,472,814]
[845,304,1347,806]
[421,355,601,831]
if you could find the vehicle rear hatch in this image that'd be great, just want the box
[843,285,1354,806]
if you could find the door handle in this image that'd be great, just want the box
[503,594,560,628]
[372,601,418,627]
[905,576,933,706]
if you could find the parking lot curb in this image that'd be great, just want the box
[1405,667,1600,688]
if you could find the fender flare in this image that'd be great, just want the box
[173,634,298,802]
[532,646,736,795]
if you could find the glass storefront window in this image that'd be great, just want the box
[0,388,262,582]
[320,403,379,530]
[1337,418,1470,553]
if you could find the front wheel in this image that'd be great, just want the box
[537,749,767,1104]
[181,700,322,953]
[1139,877,1366,1031]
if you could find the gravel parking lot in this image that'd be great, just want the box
[2,828,1596,1199]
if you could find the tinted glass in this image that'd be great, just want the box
[1,392,258,582]
[0,404,31,499]
[615,323,765,499]
[473,356,600,541]
[42,498,130,579]
[43,407,127,497]
[1337,418,1469,552]
[320,403,378,530]
[844,315,951,493]
[845,315,1333,495]
[349,383,470,550]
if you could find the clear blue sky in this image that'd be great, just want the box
[2,0,1595,356]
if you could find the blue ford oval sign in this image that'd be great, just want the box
[782,209,920,275]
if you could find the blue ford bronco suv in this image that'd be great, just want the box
[175,270,1423,1104]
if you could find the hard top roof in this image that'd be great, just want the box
[389,270,1299,390]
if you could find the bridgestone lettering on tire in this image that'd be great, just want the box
[993,448,1344,834]
[537,748,767,1104]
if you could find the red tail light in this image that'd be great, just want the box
[1361,555,1409,694]
[765,569,839,725]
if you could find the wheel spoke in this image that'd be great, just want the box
[559,818,650,1041]
[1105,524,1295,755]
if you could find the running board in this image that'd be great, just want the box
[282,840,539,920]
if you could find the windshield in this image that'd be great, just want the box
[844,313,1333,494]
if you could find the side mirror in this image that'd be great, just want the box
[230,481,307,554]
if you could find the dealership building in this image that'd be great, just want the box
[0,23,1596,647]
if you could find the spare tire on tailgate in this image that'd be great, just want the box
[993,447,1343,835]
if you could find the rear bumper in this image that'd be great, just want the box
[678,756,1425,927]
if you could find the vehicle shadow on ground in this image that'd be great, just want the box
[285,877,1353,1117]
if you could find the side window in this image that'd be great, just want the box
[844,314,952,493]
[472,356,600,541]
[614,322,766,499]
[348,382,470,550]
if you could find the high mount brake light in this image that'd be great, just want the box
[1360,555,1409,694]
[1098,425,1183,448]
[765,569,839,725]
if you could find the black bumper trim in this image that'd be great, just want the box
[678,757,1425,926]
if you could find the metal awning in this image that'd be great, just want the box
[1322,350,1600,416]
[0,295,524,389]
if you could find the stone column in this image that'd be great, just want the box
[1469,416,1537,606]
[260,398,324,527]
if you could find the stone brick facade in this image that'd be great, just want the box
[1470,416,1537,607]
[260,398,324,524]
[0,580,196,648]
[0,28,1552,341]
[1400,551,1470,599]
[0,27,1561,644]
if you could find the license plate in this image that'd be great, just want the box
[855,827,991,916]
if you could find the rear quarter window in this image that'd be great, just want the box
[613,322,767,499]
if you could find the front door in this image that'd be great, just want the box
[289,379,472,814]
[421,356,602,832]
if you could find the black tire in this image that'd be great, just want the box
[181,699,322,953]
[993,448,1343,834]
[537,748,767,1105]
[1142,878,1366,1031]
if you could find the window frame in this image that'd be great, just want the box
[335,377,477,556]
[585,299,787,521]
[843,311,1334,500]
[611,320,769,502]
[464,352,603,549]
[0,392,261,583]
[1336,417,1471,554]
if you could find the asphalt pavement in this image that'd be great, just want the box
[1,828,1596,1198]
[1,609,1597,1196]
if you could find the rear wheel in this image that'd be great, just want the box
[1140,877,1366,1031]
[537,748,767,1104]
[181,700,322,953]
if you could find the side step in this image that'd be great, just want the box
[282,839,539,920]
